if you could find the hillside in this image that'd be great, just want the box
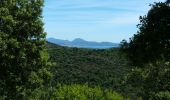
[46,42,130,92]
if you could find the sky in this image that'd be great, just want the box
[43,0,165,43]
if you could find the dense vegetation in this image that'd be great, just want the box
[0,0,52,99]
[47,42,131,93]
[121,2,170,66]
[50,84,126,100]
[46,42,147,99]
[121,1,170,100]
[1,0,170,99]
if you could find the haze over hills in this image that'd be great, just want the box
[47,38,120,49]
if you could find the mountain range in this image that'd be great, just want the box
[47,38,119,49]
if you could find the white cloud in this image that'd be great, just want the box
[104,13,140,25]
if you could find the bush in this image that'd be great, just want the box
[153,91,170,100]
[51,84,127,100]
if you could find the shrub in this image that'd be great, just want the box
[51,84,126,100]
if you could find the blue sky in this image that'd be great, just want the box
[43,0,165,43]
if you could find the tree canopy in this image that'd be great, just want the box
[121,2,170,66]
[121,1,170,99]
[166,0,170,4]
[0,0,52,99]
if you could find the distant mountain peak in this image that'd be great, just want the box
[47,38,119,49]
[73,38,86,42]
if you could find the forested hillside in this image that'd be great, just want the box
[47,42,130,91]
[1,0,170,99]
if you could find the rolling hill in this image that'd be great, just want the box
[46,42,130,92]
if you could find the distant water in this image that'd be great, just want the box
[64,45,118,49]
[47,38,120,49]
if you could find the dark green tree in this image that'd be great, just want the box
[0,0,52,99]
[166,0,170,4]
[121,1,170,99]
[121,2,170,66]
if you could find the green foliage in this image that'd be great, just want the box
[122,61,170,99]
[154,91,170,100]
[2,0,169,99]
[120,1,170,99]
[0,0,52,99]
[47,42,130,93]
[121,2,170,66]
[51,84,126,100]
[22,84,127,100]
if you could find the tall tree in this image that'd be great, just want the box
[121,2,170,66]
[121,1,170,99]
[0,0,52,99]
[166,0,170,4]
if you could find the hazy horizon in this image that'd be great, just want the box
[47,37,120,43]
[43,0,165,43]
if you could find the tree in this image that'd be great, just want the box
[166,0,170,5]
[121,1,170,99]
[121,2,170,66]
[0,0,52,99]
